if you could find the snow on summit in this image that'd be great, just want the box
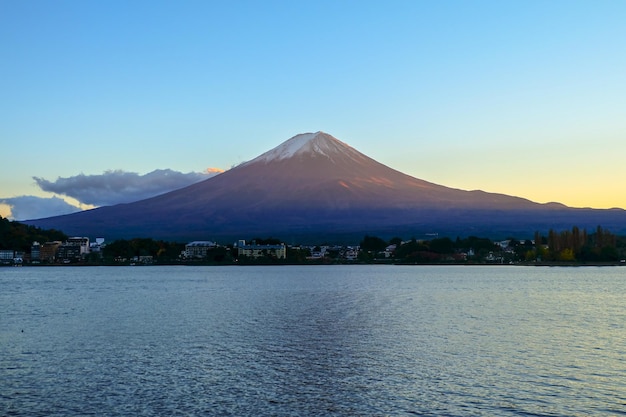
[247,131,359,164]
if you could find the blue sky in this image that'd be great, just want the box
[2,0,625,219]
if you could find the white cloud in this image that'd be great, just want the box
[0,168,224,221]
[33,168,222,207]
[0,196,82,221]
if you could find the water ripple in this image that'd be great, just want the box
[1,265,625,416]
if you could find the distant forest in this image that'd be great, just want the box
[358,226,625,264]
[1,216,624,264]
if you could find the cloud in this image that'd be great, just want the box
[0,196,82,221]
[33,168,222,207]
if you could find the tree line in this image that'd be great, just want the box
[360,226,624,263]
[84,229,626,264]
[534,226,621,262]
[1,215,624,264]
[359,234,502,263]
[0,216,67,252]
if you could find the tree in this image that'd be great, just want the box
[428,237,454,254]
[539,226,619,263]
[0,217,67,252]
[394,239,430,262]
[558,248,575,262]
[205,246,230,263]
[359,235,387,252]
[102,238,184,262]
[455,236,496,253]
[287,247,311,263]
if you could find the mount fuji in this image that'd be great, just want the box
[25,132,626,242]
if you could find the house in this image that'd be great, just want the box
[237,240,286,259]
[343,247,359,261]
[308,246,326,260]
[383,244,396,258]
[184,241,217,259]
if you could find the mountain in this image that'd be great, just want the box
[25,132,626,242]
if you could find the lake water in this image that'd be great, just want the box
[1,265,625,416]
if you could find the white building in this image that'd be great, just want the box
[0,250,14,263]
[67,237,90,255]
[185,241,217,258]
[31,242,41,261]
[237,240,286,259]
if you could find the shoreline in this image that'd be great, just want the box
[5,261,625,268]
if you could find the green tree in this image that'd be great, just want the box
[394,239,430,262]
[0,217,67,252]
[558,248,575,262]
[102,238,184,262]
[428,237,454,254]
[287,247,311,263]
[359,235,387,252]
[205,246,231,263]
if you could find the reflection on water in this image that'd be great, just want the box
[1,265,625,416]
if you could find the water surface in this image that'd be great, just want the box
[1,265,625,416]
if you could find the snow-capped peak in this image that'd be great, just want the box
[246,131,358,164]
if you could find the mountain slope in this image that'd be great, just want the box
[151,132,552,211]
[25,132,626,241]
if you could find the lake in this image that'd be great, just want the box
[1,265,625,416]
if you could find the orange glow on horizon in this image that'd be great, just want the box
[0,204,11,219]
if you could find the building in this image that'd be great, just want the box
[237,240,286,260]
[67,237,90,255]
[383,244,397,258]
[40,241,62,263]
[31,242,41,262]
[57,244,82,263]
[343,248,359,261]
[0,250,14,264]
[131,255,153,265]
[185,241,217,259]
[53,237,91,263]
[90,238,106,254]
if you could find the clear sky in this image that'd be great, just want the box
[2,0,625,220]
